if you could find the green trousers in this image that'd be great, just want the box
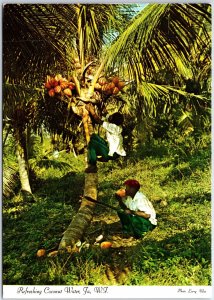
[117,211,156,238]
[88,134,119,165]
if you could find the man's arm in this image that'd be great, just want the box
[85,103,103,124]
[117,197,128,210]
[127,209,151,219]
[125,193,152,218]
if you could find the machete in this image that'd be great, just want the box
[84,195,120,212]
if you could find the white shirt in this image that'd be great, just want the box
[102,121,126,157]
[124,191,157,225]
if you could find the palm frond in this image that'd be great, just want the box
[178,110,192,125]
[33,158,71,171]
[3,82,42,120]
[139,81,207,100]
[131,80,209,116]
[26,133,41,159]
[3,4,134,82]
[105,3,211,81]
[3,164,18,199]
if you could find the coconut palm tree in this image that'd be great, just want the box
[3,4,67,198]
[3,3,135,247]
[58,3,211,251]
[3,3,211,250]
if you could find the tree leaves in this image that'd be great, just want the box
[105,4,211,81]
[3,3,211,136]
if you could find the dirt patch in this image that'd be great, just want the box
[85,214,142,249]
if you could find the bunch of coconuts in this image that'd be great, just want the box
[94,76,126,95]
[44,74,76,98]
[44,73,126,99]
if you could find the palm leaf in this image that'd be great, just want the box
[3,164,18,199]
[132,80,209,116]
[32,158,71,171]
[138,81,207,100]
[105,3,211,81]
[178,110,192,125]
[3,82,42,120]
[3,4,133,81]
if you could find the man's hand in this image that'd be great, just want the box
[115,193,121,200]
[85,103,102,124]
[124,209,151,218]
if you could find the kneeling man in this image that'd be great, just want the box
[115,179,157,238]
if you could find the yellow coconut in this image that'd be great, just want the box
[107,82,115,90]
[75,63,82,69]
[112,76,120,85]
[73,57,79,63]
[101,84,109,92]
[54,85,62,94]
[55,74,63,81]
[50,79,59,88]
[100,241,112,249]
[36,249,46,257]
[95,83,102,90]
[112,87,120,95]
[98,77,108,86]
[68,82,76,90]
[60,81,69,90]
[44,81,52,89]
[117,81,126,89]
[63,88,72,97]
[48,89,55,97]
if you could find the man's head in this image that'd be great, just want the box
[108,112,124,126]
[123,179,140,198]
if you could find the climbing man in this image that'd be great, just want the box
[85,109,126,173]
[115,179,157,238]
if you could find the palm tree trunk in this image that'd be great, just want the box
[58,100,99,251]
[14,127,33,198]
[58,172,98,250]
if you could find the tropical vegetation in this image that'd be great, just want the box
[3,3,211,286]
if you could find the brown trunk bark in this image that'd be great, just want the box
[58,84,98,251]
[58,172,98,250]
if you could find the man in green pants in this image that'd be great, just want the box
[85,112,126,173]
[115,179,157,238]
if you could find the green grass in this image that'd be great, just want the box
[3,142,211,285]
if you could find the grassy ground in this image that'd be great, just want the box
[3,142,211,285]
